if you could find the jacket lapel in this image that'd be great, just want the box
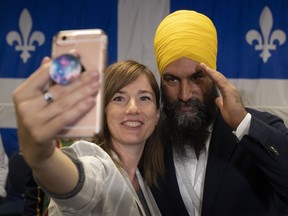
[201,112,238,216]
[151,146,190,216]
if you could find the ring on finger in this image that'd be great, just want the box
[43,91,54,104]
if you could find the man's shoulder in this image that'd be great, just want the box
[246,107,283,120]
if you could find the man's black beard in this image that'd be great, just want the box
[161,84,218,158]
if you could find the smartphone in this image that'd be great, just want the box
[50,29,108,138]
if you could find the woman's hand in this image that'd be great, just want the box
[13,57,100,166]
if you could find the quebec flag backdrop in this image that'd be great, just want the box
[0,0,287,156]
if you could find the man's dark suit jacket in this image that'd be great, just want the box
[151,109,288,216]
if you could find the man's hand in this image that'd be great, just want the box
[199,63,247,129]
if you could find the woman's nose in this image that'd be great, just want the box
[125,99,140,114]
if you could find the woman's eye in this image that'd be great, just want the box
[140,96,151,101]
[113,96,124,102]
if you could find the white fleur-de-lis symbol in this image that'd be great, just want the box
[246,6,286,63]
[6,8,45,63]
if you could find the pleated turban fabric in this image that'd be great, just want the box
[154,10,218,76]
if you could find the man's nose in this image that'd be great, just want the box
[178,81,193,102]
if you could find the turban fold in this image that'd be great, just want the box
[154,10,218,75]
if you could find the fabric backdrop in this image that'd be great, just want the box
[0,0,287,156]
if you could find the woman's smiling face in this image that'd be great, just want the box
[106,74,160,148]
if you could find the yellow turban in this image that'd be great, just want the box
[154,10,218,75]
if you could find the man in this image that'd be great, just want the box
[151,10,288,216]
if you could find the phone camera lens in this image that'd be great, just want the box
[62,36,67,40]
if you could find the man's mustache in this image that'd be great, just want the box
[172,98,203,110]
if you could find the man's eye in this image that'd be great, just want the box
[191,73,205,81]
[167,77,178,82]
[164,77,179,85]
[191,75,202,81]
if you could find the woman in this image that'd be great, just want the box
[13,58,163,215]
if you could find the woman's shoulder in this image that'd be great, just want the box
[65,140,111,160]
